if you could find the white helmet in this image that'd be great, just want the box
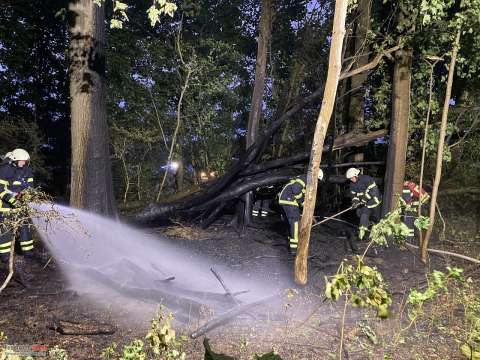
[346,167,360,179]
[4,151,13,160]
[10,149,30,162]
[317,169,324,181]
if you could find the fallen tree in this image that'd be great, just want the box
[136,129,386,224]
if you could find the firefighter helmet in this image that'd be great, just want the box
[318,169,324,181]
[346,167,360,179]
[10,149,30,162]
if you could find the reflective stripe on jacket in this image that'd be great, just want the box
[350,174,381,209]
[402,181,429,206]
[279,175,306,207]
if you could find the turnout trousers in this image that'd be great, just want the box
[402,204,426,243]
[281,204,300,252]
[0,214,34,262]
[252,199,272,218]
[356,206,381,241]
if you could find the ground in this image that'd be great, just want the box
[0,210,478,360]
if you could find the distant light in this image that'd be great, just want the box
[209,171,216,177]
[170,161,179,171]
[200,171,207,178]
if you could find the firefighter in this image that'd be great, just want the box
[401,180,430,242]
[346,168,382,241]
[278,170,324,255]
[0,149,35,274]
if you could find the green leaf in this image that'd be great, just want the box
[114,1,128,11]
[460,343,480,360]
[414,216,430,230]
[147,6,161,27]
[204,338,237,360]
[377,304,390,319]
[110,19,124,29]
[164,2,178,17]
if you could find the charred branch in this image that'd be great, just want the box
[190,293,280,338]
[50,320,115,335]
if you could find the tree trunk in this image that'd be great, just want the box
[348,0,371,162]
[174,143,184,192]
[276,62,305,157]
[382,49,412,214]
[68,0,116,216]
[243,0,273,227]
[294,0,348,285]
[421,30,461,263]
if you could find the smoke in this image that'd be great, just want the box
[31,204,287,324]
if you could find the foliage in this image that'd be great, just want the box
[325,206,421,320]
[147,0,177,27]
[48,346,69,360]
[358,322,379,345]
[120,340,145,360]
[407,267,464,312]
[145,308,186,359]
[101,308,186,360]
[94,0,177,28]
[401,267,480,359]
[101,343,118,360]
[362,205,410,244]
[325,255,392,318]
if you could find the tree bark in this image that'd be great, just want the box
[243,0,273,227]
[348,0,371,162]
[421,30,461,263]
[294,0,348,285]
[382,48,412,214]
[247,0,272,149]
[68,0,116,215]
[418,57,441,245]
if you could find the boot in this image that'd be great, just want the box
[24,251,50,266]
[14,256,33,288]
[288,247,297,257]
[0,256,8,274]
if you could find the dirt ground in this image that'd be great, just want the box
[0,213,478,360]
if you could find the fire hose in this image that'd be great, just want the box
[311,206,354,228]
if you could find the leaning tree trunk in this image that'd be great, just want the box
[68,0,116,215]
[348,0,371,162]
[421,30,461,263]
[295,0,348,285]
[382,48,412,215]
[243,0,273,227]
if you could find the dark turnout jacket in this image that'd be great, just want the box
[349,174,381,209]
[0,162,34,213]
[279,175,307,207]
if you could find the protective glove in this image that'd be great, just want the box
[352,200,362,209]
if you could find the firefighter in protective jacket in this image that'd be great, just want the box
[0,149,35,264]
[278,170,324,255]
[401,181,430,242]
[346,168,382,240]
